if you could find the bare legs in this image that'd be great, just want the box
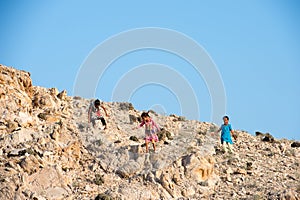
[222,142,233,153]
[145,139,156,153]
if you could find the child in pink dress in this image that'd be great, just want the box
[133,112,159,153]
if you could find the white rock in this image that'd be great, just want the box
[46,187,68,199]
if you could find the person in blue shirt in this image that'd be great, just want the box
[216,116,234,153]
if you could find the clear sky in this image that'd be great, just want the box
[1,1,299,140]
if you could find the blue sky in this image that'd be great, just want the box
[0,1,299,140]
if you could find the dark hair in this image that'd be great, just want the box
[94,99,101,106]
[223,116,229,120]
[141,111,150,118]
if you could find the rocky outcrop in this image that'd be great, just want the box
[212,131,300,199]
[0,64,33,133]
[0,64,299,200]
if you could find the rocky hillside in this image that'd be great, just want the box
[0,64,299,200]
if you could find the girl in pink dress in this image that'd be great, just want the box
[134,112,160,153]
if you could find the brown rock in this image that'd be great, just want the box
[20,155,42,175]
[262,133,275,143]
[234,168,247,175]
[279,189,298,200]
[6,120,19,133]
[291,141,300,148]
[129,114,138,124]
[182,153,215,182]
[57,89,67,100]
[157,128,173,141]
[0,183,15,200]
[24,166,70,199]
[49,87,59,97]
[160,172,175,198]
[0,64,32,98]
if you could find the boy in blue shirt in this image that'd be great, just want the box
[216,116,234,153]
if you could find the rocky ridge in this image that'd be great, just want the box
[0,64,299,200]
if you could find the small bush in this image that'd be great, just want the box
[94,174,104,185]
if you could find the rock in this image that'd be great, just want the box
[73,96,82,100]
[129,145,142,153]
[6,129,33,146]
[178,116,186,121]
[37,113,47,120]
[94,174,104,185]
[129,114,138,124]
[182,153,215,182]
[49,87,59,97]
[129,136,139,142]
[95,193,113,200]
[226,167,234,174]
[50,128,60,141]
[45,187,68,200]
[15,111,33,128]
[279,189,298,200]
[234,168,247,175]
[262,133,275,143]
[164,141,170,145]
[116,160,141,178]
[182,186,196,197]
[0,64,32,99]
[172,171,183,185]
[57,89,67,100]
[291,141,300,148]
[0,184,15,200]
[198,130,207,136]
[7,148,27,157]
[6,120,19,133]
[60,142,81,170]
[255,131,264,136]
[160,172,175,198]
[157,128,173,141]
[20,154,42,174]
[119,102,133,111]
[198,180,209,186]
[246,162,253,170]
[169,114,186,122]
[33,90,57,108]
[23,166,71,198]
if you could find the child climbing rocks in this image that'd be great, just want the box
[216,116,234,153]
[88,99,109,129]
[133,112,160,153]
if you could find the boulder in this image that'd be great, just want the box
[291,141,300,148]
[182,153,215,182]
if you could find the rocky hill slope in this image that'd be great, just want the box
[0,64,299,200]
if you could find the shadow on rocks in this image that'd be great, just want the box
[95,193,113,200]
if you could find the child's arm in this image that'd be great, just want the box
[212,126,221,136]
[101,105,109,117]
[230,125,234,136]
[230,128,237,140]
[215,127,221,134]
[132,121,145,130]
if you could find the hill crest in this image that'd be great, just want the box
[0,64,299,199]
